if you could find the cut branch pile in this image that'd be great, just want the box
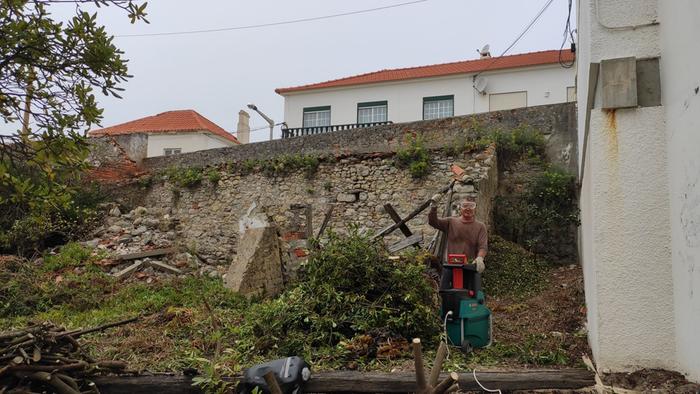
[0,318,137,394]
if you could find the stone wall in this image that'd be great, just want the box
[110,147,498,275]
[142,103,576,174]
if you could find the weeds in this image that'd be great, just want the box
[395,135,430,178]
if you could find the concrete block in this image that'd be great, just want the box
[602,57,638,109]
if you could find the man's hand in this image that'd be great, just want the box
[430,193,442,208]
[474,256,485,273]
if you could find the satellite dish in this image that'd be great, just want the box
[479,44,490,56]
[474,76,488,95]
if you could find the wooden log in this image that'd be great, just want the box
[263,370,283,394]
[387,233,423,254]
[88,369,595,393]
[146,260,182,275]
[383,203,413,237]
[412,338,427,391]
[114,248,177,261]
[428,342,447,387]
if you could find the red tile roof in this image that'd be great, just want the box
[276,49,574,95]
[89,110,239,144]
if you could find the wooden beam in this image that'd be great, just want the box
[316,205,334,239]
[383,203,412,237]
[115,248,178,261]
[373,181,454,240]
[90,369,595,393]
[386,233,423,254]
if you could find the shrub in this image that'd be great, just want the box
[395,135,430,178]
[494,166,579,261]
[206,168,221,185]
[166,167,203,188]
[492,125,546,168]
[238,230,440,361]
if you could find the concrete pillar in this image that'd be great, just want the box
[236,110,250,144]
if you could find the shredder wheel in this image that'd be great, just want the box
[461,340,473,354]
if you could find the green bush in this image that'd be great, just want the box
[205,168,221,185]
[494,166,579,261]
[237,230,440,361]
[492,126,546,168]
[395,135,430,178]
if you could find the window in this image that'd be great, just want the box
[303,106,331,128]
[423,95,454,120]
[489,91,527,111]
[357,101,388,124]
[163,148,182,156]
[567,86,577,102]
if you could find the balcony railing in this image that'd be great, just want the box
[281,121,393,139]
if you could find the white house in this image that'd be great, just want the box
[276,49,575,134]
[577,0,699,382]
[89,109,239,158]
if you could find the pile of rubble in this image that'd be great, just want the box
[84,205,226,281]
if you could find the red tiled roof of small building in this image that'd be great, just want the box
[89,110,239,144]
[276,49,574,95]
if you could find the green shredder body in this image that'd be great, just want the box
[444,291,491,348]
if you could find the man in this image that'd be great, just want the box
[428,195,488,272]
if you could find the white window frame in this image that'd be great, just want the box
[423,95,454,120]
[303,106,331,128]
[357,101,388,124]
[163,148,182,156]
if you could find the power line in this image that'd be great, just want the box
[559,0,576,68]
[473,0,555,80]
[116,0,429,38]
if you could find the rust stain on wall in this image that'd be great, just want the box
[604,109,619,163]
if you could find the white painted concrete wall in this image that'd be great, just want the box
[146,132,234,158]
[577,0,679,373]
[659,0,700,382]
[281,65,574,128]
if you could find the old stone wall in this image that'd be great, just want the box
[112,147,498,275]
[142,103,576,174]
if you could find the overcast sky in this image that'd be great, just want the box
[21,0,576,142]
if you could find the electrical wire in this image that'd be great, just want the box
[559,0,576,69]
[472,0,555,81]
[473,369,502,393]
[115,0,429,38]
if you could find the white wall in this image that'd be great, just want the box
[659,0,700,382]
[577,0,679,373]
[281,65,574,128]
[146,132,234,158]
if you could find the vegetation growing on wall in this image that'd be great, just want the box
[494,165,579,262]
[395,135,431,178]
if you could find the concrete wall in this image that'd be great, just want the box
[281,65,574,128]
[144,103,578,175]
[577,0,678,374]
[659,0,700,382]
[146,132,234,158]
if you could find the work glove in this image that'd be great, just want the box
[430,193,442,208]
[474,256,485,273]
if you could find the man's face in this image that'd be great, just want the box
[460,202,476,221]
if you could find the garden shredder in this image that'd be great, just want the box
[439,253,492,352]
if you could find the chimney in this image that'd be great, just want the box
[236,110,250,144]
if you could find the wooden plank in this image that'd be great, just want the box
[115,247,177,261]
[316,205,334,239]
[387,232,423,253]
[383,203,413,237]
[90,369,595,393]
[113,261,143,279]
[147,260,182,275]
[374,181,454,240]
